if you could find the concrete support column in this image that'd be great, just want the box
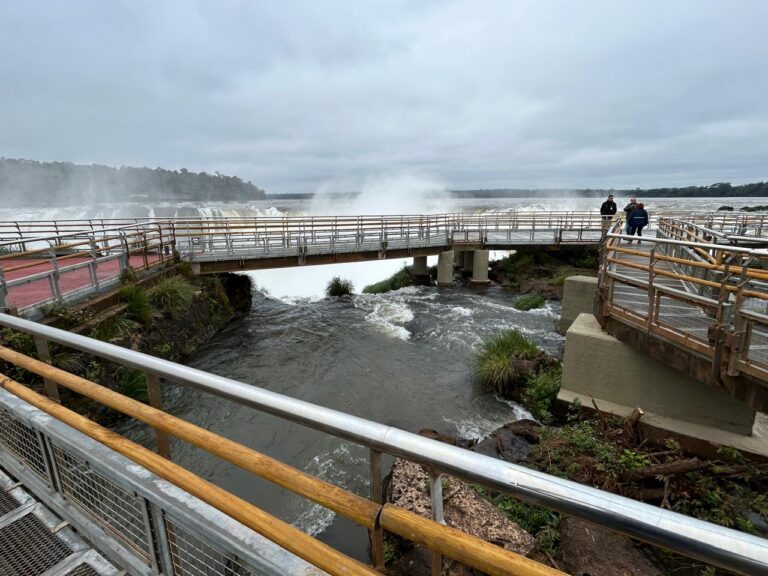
[470,250,490,284]
[412,255,428,277]
[437,251,454,286]
[462,251,474,273]
[454,250,464,268]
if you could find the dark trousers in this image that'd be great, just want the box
[628,226,644,241]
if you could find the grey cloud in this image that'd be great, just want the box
[0,0,766,194]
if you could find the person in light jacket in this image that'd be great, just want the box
[627,203,649,243]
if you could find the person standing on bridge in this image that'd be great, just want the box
[600,194,617,236]
[623,196,638,236]
[627,203,649,243]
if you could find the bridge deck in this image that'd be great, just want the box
[609,231,715,343]
[0,465,118,576]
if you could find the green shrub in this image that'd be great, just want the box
[500,253,534,279]
[513,294,545,311]
[474,330,539,390]
[522,367,561,422]
[119,285,152,324]
[148,277,195,318]
[363,266,415,294]
[325,276,354,297]
[548,274,570,287]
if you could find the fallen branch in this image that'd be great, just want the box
[623,458,710,482]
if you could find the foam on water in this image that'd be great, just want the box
[293,441,369,535]
[355,292,415,341]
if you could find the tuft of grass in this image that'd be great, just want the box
[148,276,195,318]
[119,285,152,325]
[325,276,354,297]
[474,329,539,390]
[363,266,416,294]
[513,294,546,311]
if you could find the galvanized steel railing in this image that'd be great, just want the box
[0,313,766,575]
[0,212,607,313]
[0,385,322,576]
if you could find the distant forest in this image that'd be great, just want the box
[451,182,768,198]
[0,158,266,206]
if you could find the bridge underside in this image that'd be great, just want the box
[187,242,598,274]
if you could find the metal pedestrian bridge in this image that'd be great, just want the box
[0,211,767,574]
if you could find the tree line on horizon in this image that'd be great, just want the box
[451,181,768,198]
[0,158,266,206]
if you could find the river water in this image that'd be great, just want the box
[11,194,754,560]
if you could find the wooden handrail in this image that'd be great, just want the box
[0,372,379,576]
[0,346,566,576]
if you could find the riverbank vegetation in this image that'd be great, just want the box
[0,267,253,422]
[490,248,598,299]
[466,330,768,574]
[474,329,560,417]
[363,265,419,293]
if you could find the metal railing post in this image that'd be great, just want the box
[369,449,384,571]
[0,267,8,311]
[429,469,445,576]
[33,336,61,402]
[145,373,172,459]
[88,236,100,290]
[47,241,62,302]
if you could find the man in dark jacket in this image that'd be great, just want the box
[600,194,617,236]
[627,203,649,243]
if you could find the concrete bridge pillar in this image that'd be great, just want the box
[470,250,490,284]
[462,251,475,273]
[561,314,756,435]
[454,251,464,268]
[412,255,428,277]
[437,251,454,286]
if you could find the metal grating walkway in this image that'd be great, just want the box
[0,466,120,576]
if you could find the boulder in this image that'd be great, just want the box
[558,518,664,576]
[472,419,540,462]
[386,458,536,559]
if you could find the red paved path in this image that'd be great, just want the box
[2,255,161,309]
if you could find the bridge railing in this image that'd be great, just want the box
[0,386,324,576]
[0,223,174,314]
[599,221,768,405]
[0,316,566,576]
[0,313,765,575]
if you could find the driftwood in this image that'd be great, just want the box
[624,458,710,482]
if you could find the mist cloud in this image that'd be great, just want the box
[1,1,766,194]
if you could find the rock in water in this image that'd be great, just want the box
[559,518,664,576]
[386,459,536,559]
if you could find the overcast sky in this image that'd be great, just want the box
[1,1,766,194]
